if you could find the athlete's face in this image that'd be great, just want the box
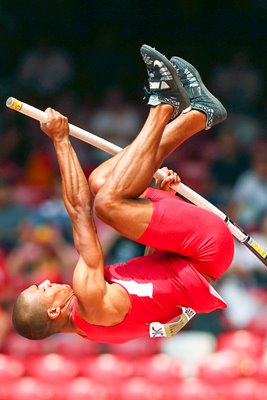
[22,280,74,310]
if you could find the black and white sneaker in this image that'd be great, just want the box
[140,45,190,120]
[171,56,227,129]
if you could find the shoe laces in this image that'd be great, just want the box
[143,85,152,101]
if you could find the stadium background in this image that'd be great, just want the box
[0,1,267,399]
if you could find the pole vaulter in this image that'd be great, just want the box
[6,97,267,269]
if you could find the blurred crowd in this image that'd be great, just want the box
[0,34,267,352]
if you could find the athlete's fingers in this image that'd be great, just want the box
[162,172,180,185]
[171,172,181,184]
[156,167,181,193]
[161,166,170,175]
[40,108,69,139]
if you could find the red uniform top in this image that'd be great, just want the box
[72,188,234,344]
[72,251,226,344]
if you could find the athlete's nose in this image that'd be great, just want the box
[39,280,51,288]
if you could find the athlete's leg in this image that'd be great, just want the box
[94,103,173,238]
[94,46,189,239]
[89,109,206,196]
[90,50,226,196]
[138,190,234,279]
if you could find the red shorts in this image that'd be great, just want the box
[137,187,234,279]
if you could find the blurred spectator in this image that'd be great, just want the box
[223,114,263,147]
[219,265,266,331]
[209,51,264,116]
[23,144,56,190]
[210,124,250,205]
[218,258,261,329]
[0,120,31,182]
[7,223,78,292]
[228,150,267,230]
[0,307,10,345]
[16,34,75,99]
[31,177,73,242]
[8,140,57,209]
[230,212,267,286]
[219,212,267,331]
[0,250,14,347]
[0,250,10,296]
[89,87,142,162]
[0,178,30,250]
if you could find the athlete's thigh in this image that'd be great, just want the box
[137,196,202,253]
[104,197,154,241]
[136,190,234,276]
[137,190,222,255]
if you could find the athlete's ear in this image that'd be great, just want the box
[47,306,61,320]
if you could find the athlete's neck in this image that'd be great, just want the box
[60,295,87,336]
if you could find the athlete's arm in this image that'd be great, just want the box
[40,109,129,323]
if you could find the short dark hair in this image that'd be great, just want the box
[12,292,57,340]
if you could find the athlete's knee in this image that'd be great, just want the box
[94,190,120,225]
[88,169,106,196]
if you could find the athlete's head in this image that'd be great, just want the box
[12,280,74,340]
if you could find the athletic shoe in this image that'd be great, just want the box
[170,56,227,129]
[140,45,190,119]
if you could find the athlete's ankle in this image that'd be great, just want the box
[150,103,174,118]
[157,103,174,112]
[184,109,207,132]
[192,110,207,129]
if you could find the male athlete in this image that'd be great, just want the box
[12,45,234,343]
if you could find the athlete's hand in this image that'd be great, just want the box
[156,167,181,194]
[40,108,69,142]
